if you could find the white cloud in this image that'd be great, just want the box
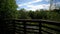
[26,4,50,11]
[45,0,50,2]
[17,0,50,11]
[17,0,60,11]
[17,0,51,11]
[18,0,43,7]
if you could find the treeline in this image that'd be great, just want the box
[17,8,60,21]
[0,0,60,22]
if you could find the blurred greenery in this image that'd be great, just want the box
[0,0,60,34]
[17,8,60,22]
[0,0,18,19]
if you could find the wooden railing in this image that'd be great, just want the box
[0,19,60,34]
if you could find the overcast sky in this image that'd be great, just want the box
[16,0,60,11]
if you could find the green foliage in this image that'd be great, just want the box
[17,9,60,21]
[18,8,31,19]
[28,10,35,19]
[0,0,18,19]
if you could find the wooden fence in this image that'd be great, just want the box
[0,19,60,34]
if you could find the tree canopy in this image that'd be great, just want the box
[0,0,18,19]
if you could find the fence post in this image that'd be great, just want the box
[23,22,26,34]
[39,21,42,34]
[12,20,16,34]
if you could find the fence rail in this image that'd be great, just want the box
[0,19,60,34]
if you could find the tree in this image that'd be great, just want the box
[0,0,18,34]
[28,10,35,19]
[18,8,31,19]
[0,0,18,19]
[50,0,53,11]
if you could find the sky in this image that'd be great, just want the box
[16,0,60,11]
